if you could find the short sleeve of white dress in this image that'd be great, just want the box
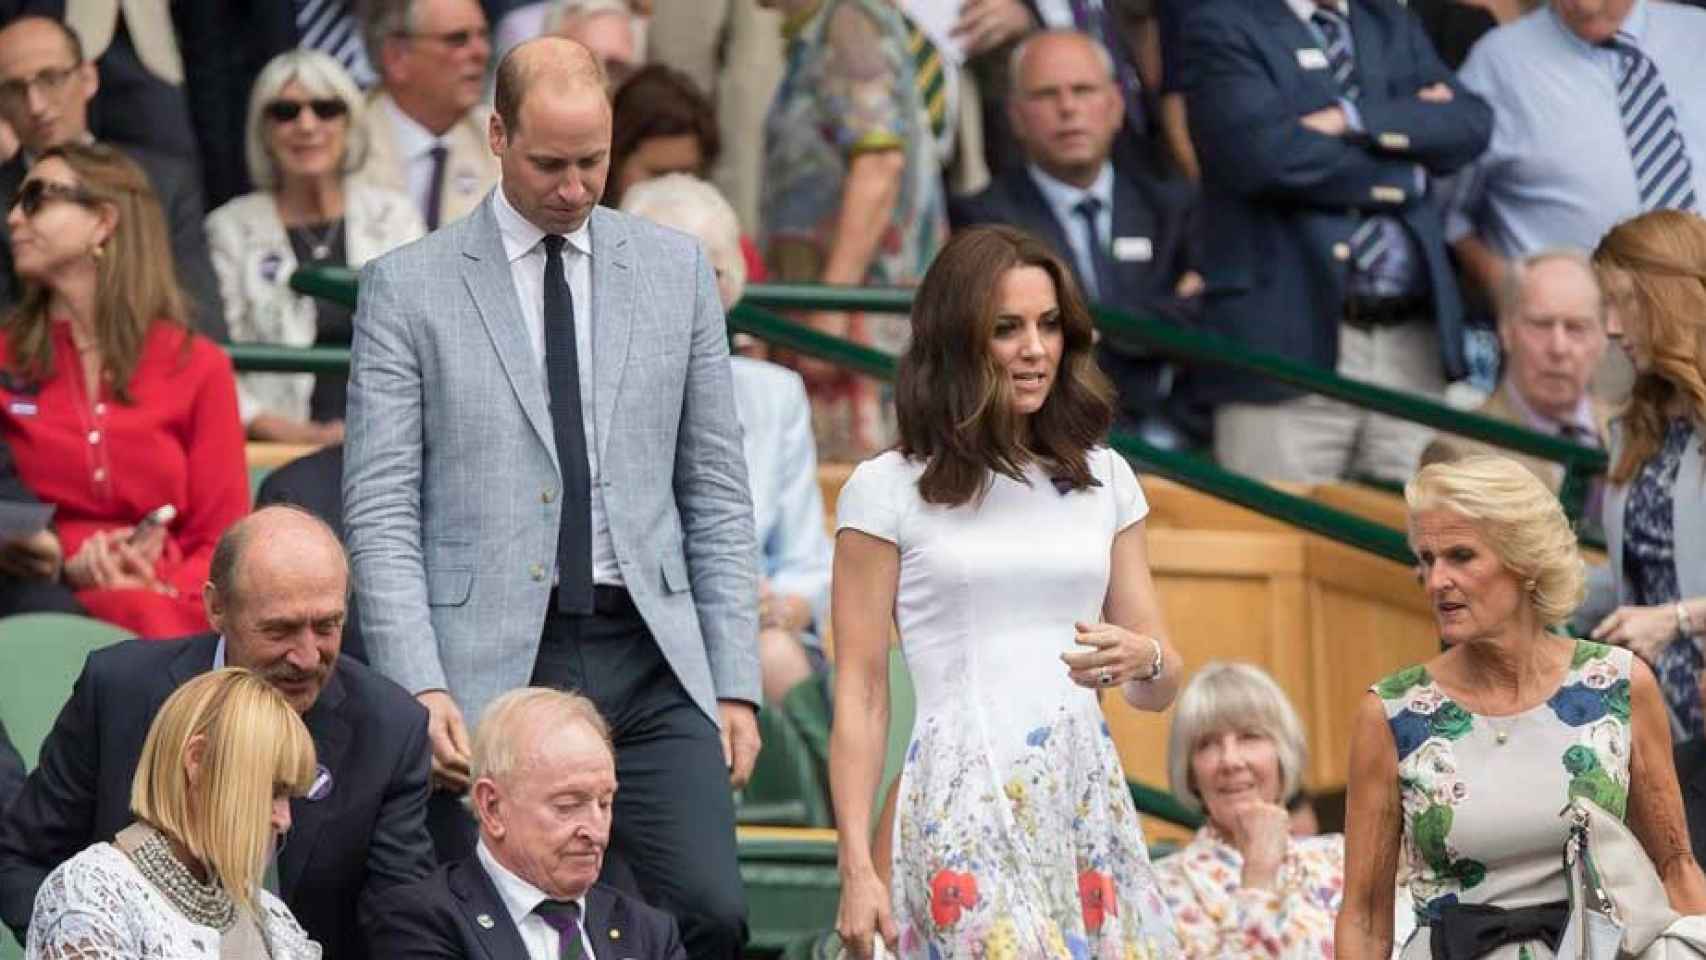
[1104,447,1150,531]
[835,451,910,545]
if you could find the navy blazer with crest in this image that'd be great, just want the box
[0,632,434,959]
[363,855,686,960]
[1179,0,1492,404]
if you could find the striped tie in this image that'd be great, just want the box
[296,0,377,88]
[901,17,947,145]
[1312,8,1388,271]
[1609,32,1698,213]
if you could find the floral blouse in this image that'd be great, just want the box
[1622,416,1701,740]
[1153,828,1343,959]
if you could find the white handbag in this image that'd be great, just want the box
[1557,797,1706,960]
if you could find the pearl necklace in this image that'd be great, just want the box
[127,827,237,931]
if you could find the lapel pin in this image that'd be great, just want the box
[476,914,495,929]
[306,764,333,802]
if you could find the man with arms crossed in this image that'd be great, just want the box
[343,36,760,958]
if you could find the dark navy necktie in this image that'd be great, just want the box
[541,235,594,615]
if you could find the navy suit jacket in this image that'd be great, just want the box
[1180,0,1491,404]
[363,856,687,960]
[950,165,1201,342]
[0,633,434,960]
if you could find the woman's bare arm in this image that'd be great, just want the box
[1336,693,1403,959]
[1104,520,1183,712]
[1625,656,1706,913]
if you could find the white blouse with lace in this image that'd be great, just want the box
[26,843,320,960]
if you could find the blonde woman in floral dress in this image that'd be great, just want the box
[829,226,1183,960]
[1337,455,1706,958]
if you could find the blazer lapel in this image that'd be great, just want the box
[452,859,531,960]
[1347,0,1390,104]
[461,201,558,468]
[1259,0,1341,105]
[280,670,351,895]
[588,208,633,467]
[1008,174,1075,258]
[1109,175,1161,307]
[167,633,219,687]
[584,887,618,960]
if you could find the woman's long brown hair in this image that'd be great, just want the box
[896,225,1115,506]
[4,142,187,402]
[1591,210,1706,484]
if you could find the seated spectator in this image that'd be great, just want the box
[0,143,248,638]
[1156,662,1355,956]
[546,0,642,92]
[1180,0,1491,484]
[759,0,950,460]
[1421,249,1610,491]
[357,0,497,231]
[207,50,424,446]
[364,688,684,957]
[952,28,1204,451]
[1446,0,1706,307]
[25,668,319,959]
[0,505,435,960]
[608,66,766,287]
[622,174,832,704]
[0,15,224,338]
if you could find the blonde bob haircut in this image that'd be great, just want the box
[1167,662,1308,814]
[472,687,613,787]
[1405,454,1587,626]
[244,49,369,190]
[131,668,317,911]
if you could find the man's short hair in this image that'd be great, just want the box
[1007,28,1116,97]
[492,39,605,138]
[1495,247,1603,327]
[207,504,349,606]
[362,0,420,79]
[472,687,612,786]
[0,14,84,64]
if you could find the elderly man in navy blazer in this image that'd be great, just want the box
[364,687,684,959]
[1180,0,1492,483]
[953,28,1204,449]
[0,505,435,960]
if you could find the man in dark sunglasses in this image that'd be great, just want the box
[356,0,499,230]
[0,15,226,340]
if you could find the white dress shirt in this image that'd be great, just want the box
[1027,162,1115,300]
[490,186,623,586]
[383,97,448,225]
[476,841,595,960]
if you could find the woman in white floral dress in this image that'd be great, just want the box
[829,226,1183,960]
[1337,456,1706,958]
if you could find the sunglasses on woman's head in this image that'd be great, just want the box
[9,178,97,218]
[263,98,349,124]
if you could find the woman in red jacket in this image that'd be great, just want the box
[0,143,248,637]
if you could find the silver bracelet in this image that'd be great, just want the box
[1143,636,1164,681]
[1677,602,1694,639]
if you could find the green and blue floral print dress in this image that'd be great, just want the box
[837,449,1178,959]
[1375,640,1635,960]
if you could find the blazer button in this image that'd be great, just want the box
[541,489,555,504]
[1333,242,1351,262]
[529,563,545,582]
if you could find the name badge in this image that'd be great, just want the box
[7,400,35,416]
[1113,237,1153,263]
[1297,48,1330,70]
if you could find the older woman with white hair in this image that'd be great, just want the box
[206,50,424,446]
[1338,454,1706,958]
[1156,661,1371,957]
[622,174,833,703]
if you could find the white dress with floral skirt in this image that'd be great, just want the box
[837,448,1177,960]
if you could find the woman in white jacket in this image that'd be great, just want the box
[206,50,423,445]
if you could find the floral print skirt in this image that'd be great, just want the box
[890,701,1177,959]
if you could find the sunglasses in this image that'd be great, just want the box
[263,98,349,124]
[9,178,97,218]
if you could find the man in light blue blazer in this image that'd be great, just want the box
[342,36,760,958]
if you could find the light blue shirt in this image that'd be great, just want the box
[1445,0,1706,256]
[1028,163,1115,300]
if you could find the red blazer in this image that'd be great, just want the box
[0,321,249,637]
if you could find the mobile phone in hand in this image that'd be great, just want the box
[127,504,177,546]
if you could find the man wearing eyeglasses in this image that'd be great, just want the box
[356,0,499,231]
[0,15,226,340]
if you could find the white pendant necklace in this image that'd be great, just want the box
[291,218,344,262]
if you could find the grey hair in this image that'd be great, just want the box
[244,49,370,190]
[1496,247,1603,328]
[542,0,633,35]
[207,504,349,606]
[472,687,613,786]
[1008,28,1117,97]
[363,0,422,80]
[619,174,747,307]
[1166,662,1309,814]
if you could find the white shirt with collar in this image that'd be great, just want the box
[476,840,596,960]
[490,185,622,586]
[1502,380,1600,444]
[383,97,449,225]
[1027,162,1115,299]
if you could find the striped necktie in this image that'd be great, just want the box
[296,0,377,88]
[534,900,585,960]
[1312,8,1389,272]
[901,16,947,145]
[1608,31,1698,213]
